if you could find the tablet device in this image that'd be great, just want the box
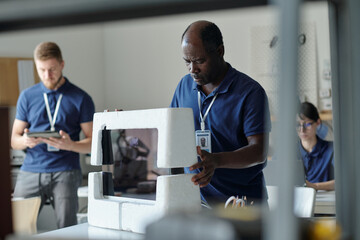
[27,131,61,138]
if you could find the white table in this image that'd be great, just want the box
[30,187,333,240]
[314,190,335,215]
[32,222,144,240]
[25,190,334,240]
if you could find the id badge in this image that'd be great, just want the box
[195,130,212,153]
[47,144,59,152]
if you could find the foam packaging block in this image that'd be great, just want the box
[88,172,201,233]
[88,108,201,233]
[91,108,197,168]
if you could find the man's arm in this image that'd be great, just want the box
[41,121,93,154]
[11,119,43,150]
[216,133,269,168]
[190,133,269,187]
[71,121,93,153]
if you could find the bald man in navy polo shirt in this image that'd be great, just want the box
[171,21,271,207]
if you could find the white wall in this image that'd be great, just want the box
[301,2,332,111]
[0,2,330,113]
[102,2,331,111]
[0,23,106,111]
[102,6,277,110]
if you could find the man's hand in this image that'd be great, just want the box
[189,146,220,187]
[41,130,74,151]
[23,128,42,148]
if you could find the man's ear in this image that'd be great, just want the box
[217,44,225,58]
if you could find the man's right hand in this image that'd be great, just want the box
[189,146,220,187]
[23,128,43,148]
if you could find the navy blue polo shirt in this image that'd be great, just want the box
[170,64,271,204]
[16,78,95,173]
[299,137,334,183]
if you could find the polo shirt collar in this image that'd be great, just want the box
[192,63,235,97]
[299,136,325,158]
[41,77,69,94]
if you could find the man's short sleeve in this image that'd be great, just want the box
[243,87,271,137]
[170,80,183,108]
[79,93,95,123]
[15,91,28,122]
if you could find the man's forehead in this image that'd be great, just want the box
[182,50,206,61]
[36,58,62,68]
[182,38,206,52]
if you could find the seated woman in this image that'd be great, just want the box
[297,102,335,191]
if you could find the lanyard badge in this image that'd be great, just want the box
[43,93,63,152]
[47,144,60,152]
[196,91,218,153]
[195,130,211,153]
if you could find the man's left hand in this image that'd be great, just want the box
[41,130,74,152]
[189,146,220,187]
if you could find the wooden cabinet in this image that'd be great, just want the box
[319,110,333,121]
[0,108,13,237]
[0,57,40,106]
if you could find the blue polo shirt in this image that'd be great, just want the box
[299,137,334,183]
[170,64,271,204]
[16,78,95,173]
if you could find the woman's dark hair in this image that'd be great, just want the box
[299,102,320,121]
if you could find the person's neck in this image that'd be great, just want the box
[201,83,219,96]
[301,136,317,153]
[52,76,65,91]
[201,62,228,96]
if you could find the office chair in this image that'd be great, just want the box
[11,196,41,235]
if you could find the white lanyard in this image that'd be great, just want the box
[197,91,218,131]
[43,93,63,131]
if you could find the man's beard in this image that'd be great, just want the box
[45,74,63,90]
[54,74,63,89]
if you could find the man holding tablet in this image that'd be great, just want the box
[11,42,95,228]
